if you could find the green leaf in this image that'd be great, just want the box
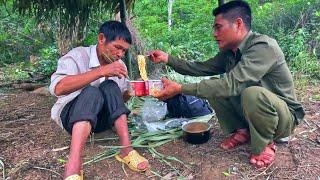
[222,171,231,177]
[57,158,66,164]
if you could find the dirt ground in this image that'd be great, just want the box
[0,83,320,180]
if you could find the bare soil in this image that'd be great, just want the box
[0,83,319,180]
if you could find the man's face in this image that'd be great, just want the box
[98,35,130,63]
[213,14,239,51]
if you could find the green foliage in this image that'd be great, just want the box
[289,52,320,79]
[276,28,309,61]
[4,0,135,40]
[0,2,53,66]
[134,0,218,61]
[251,0,320,79]
[81,13,113,46]
[3,46,59,82]
[134,0,320,79]
[33,46,59,76]
[3,62,31,81]
[1,0,319,82]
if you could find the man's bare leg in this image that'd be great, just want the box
[64,121,91,178]
[114,114,148,170]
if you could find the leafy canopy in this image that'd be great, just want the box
[8,0,135,35]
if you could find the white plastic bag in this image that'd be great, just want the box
[141,98,167,122]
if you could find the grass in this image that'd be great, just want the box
[82,95,213,178]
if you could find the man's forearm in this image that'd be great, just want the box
[55,68,102,96]
[167,55,224,76]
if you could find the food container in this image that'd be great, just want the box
[130,81,147,96]
[181,121,211,144]
[145,80,163,96]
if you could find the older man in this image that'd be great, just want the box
[50,21,149,179]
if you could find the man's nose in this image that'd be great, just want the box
[117,50,125,58]
[213,30,218,38]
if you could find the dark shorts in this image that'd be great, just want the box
[60,80,131,134]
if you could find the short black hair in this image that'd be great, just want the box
[212,0,252,30]
[99,20,132,44]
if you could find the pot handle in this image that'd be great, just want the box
[181,121,188,126]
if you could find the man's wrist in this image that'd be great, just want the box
[97,66,105,78]
[163,54,169,64]
[177,83,182,94]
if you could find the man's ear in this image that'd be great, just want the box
[235,18,244,29]
[98,33,106,44]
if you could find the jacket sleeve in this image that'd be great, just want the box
[167,51,227,76]
[181,42,277,99]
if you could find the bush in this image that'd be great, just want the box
[0,4,54,66]
[276,28,309,61]
[133,0,218,61]
[3,62,31,81]
[289,52,320,79]
[133,0,320,79]
[33,46,59,76]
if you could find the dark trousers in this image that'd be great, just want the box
[61,80,130,134]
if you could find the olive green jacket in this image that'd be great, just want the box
[167,31,305,123]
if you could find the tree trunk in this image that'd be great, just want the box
[119,0,133,78]
[168,0,174,30]
[56,17,85,56]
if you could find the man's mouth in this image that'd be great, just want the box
[102,53,116,64]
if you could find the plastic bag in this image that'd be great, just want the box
[144,121,166,132]
[141,98,167,122]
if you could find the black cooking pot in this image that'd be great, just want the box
[182,121,211,144]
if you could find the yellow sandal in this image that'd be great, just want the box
[115,150,149,172]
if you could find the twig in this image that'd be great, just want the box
[150,170,163,178]
[249,162,275,179]
[52,146,69,152]
[121,163,128,177]
[33,166,62,178]
[310,120,320,129]
[86,137,118,143]
[266,167,278,180]
[303,119,311,127]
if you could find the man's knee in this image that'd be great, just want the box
[100,80,123,98]
[100,80,120,90]
[241,86,269,117]
[80,86,104,104]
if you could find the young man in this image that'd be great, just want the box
[148,1,304,168]
[49,21,149,179]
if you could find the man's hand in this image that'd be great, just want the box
[123,90,132,102]
[154,77,182,101]
[99,61,128,78]
[148,50,169,64]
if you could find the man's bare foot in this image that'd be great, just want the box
[220,129,250,150]
[250,143,276,168]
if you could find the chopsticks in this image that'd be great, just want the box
[102,52,114,64]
